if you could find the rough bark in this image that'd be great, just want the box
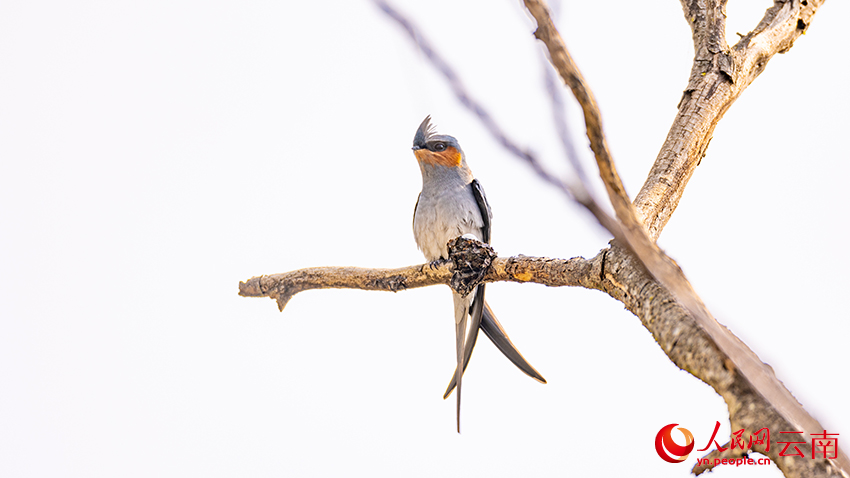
[240,1,845,476]
[239,243,593,310]
[635,0,823,240]
[522,0,846,475]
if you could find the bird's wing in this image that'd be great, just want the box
[412,192,421,230]
[470,179,491,243]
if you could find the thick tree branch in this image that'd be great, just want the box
[636,0,823,240]
[591,244,845,477]
[523,0,661,265]
[522,1,846,476]
[242,2,842,476]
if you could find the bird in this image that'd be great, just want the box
[411,115,546,433]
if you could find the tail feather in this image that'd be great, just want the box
[443,298,546,399]
[443,284,485,399]
[479,302,546,384]
[451,291,470,433]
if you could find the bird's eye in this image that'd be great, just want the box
[433,142,447,151]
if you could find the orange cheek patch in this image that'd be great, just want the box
[414,146,461,167]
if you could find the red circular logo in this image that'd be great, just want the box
[655,423,695,463]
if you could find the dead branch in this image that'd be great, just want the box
[523,0,846,476]
[372,0,568,194]
[241,1,844,476]
[636,0,824,239]
[240,244,593,310]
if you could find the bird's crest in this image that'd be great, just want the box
[413,115,435,149]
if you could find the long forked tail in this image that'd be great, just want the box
[451,291,469,433]
[443,296,546,399]
[444,284,485,399]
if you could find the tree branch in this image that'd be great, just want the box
[240,247,593,311]
[636,0,823,240]
[522,1,846,476]
[588,243,845,477]
[241,1,842,476]
[372,0,629,248]
[372,0,569,195]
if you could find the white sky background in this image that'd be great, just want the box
[1,1,847,477]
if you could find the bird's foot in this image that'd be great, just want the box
[426,258,449,270]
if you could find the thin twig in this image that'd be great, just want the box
[539,0,591,187]
[373,0,626,244]
[372,0,568,196]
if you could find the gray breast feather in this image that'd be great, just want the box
[413,184,484,261]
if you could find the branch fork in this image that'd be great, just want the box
[242,1,844,476]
